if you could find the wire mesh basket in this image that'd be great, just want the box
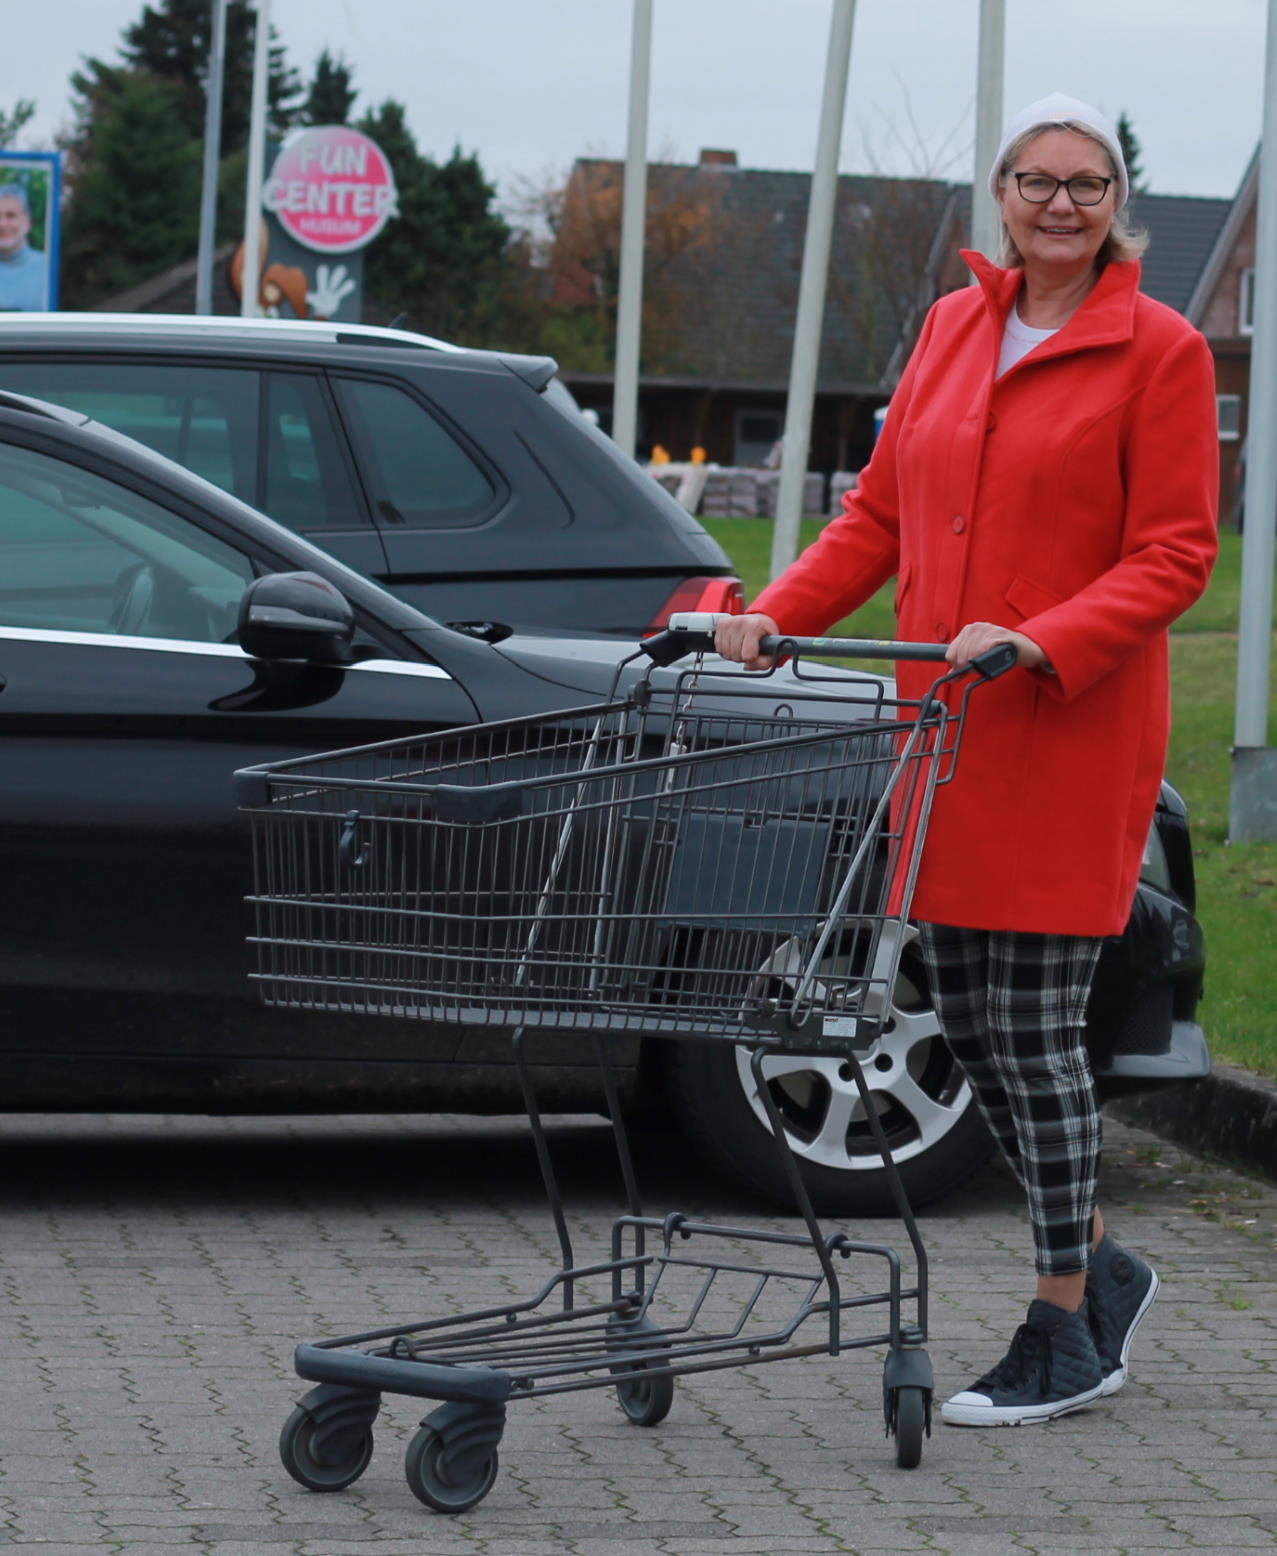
[236,660,964,1049]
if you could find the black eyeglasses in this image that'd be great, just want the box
[1010,172,1114,206]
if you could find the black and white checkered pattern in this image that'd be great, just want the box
[917,922,1104,1277]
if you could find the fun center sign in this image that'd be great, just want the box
[263,127,398,254]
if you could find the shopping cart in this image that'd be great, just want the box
[234,617,1014,1513]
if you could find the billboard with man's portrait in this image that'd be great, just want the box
[0,150,61,312]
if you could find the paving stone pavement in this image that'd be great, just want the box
[2,1108,1276,1556]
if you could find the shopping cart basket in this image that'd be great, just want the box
[235,619,1014,1512]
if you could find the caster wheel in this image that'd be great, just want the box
[615,1357,675,1426]
[404,1421,499,1514]
[608,1313,675,1427]
[279,1402,374,1492]
[892,1386,927,1469]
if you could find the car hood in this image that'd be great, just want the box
[489,629,894,723]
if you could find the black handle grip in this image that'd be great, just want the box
[969,642,1018,679]
[640,626,709,666]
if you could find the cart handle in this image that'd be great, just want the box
[643,612,1018,680]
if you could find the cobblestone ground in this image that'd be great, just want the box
[2,1108,1276,1556]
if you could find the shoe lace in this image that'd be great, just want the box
[977,1322,1052,1394]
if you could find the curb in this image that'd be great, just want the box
[1106,1061,1277,1181]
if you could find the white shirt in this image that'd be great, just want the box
[997,302,1058,377]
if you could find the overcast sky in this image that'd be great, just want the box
[5,0,1267,207]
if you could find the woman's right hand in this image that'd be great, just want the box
[714,611,780,670]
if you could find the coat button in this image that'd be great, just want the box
[936,622,949,640]
[986,411,998,432]
[952,514,966,534]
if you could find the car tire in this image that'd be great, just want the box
[666,932,997,1217]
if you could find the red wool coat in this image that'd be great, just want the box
[752,252,1219,936]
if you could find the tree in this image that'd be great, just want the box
[59,71,201,306]
[824,177,958,382]
[102,0,301,151]
[848,94,979,381]
[302,49,356,127]
[58,0,305,300]
[512,157,733,372]
[1116,112,1148,195]
[0,99,36,148]
[356,100,510,341]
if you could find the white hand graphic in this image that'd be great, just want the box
[306,263,358,319]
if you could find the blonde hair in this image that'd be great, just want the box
[995,120,1148,268]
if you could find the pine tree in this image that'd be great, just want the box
[60,71,202,306]
[355,101,510,341]
[302,50,356,127]
[0,99,36,148]
[58,0,307,301]
[1116,112,1147,195]
[114,0,301,150]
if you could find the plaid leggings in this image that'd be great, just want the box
[916,922,1104,1277]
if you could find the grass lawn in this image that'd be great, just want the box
[704,520,1277,1077]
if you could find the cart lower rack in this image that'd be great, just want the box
[236,622,1014,1512]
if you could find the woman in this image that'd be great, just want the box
[715,92,1218,1427]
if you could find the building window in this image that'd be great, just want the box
[1218,393,1242,441]
[1240,267,1255,335]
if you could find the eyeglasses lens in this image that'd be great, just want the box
[1016,175,1108,206]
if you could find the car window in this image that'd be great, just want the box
[334,376,495,528]
[0,441,253,642]
[0,361,258,501]
[262,372,364,531]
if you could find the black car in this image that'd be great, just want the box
[0,392,1208,1214]
[0,313,742,636]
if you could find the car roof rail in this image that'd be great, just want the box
[0,310,464,353]
[0,390,87,425]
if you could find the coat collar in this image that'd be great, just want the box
[960,249,1140,361]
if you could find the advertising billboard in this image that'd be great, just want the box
[0,150,61,312]
[230,126,398,323]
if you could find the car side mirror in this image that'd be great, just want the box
[238,571,356,664]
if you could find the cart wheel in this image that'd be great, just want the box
[892,1387,927,1470]
[279,1401,375,1492]
[607,1314,675,1427]
[404,1421,499,1514]
[615,1359,675,1427]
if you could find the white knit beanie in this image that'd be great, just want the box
[987,92,1129,211]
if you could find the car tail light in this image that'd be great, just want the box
[646,576,744,633]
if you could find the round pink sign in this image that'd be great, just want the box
[264,127,399,254]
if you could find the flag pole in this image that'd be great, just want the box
[240,0,271,318]
[771,0,858,580]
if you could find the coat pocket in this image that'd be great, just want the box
[894,562,915,618]
[1004,572,1065,623]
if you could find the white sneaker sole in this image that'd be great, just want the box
[1099,1268,1160,1397]
[941,1381,1104,1427]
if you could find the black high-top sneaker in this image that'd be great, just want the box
[941,1299,1104,1426]
[1086,1234,1159,1396]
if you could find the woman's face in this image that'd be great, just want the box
[997,128,1116,276]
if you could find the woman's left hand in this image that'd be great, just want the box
[946,621,1049,671]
